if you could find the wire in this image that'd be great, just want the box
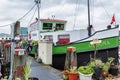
[0,23,14,27]
[0,4,36,27]
[17,4,36,21]
[27,6,38,27]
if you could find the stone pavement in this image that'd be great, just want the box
[29,57,63,80]
[28,57,120,80]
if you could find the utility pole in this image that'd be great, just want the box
[34,0,41,56]
[9,21,20,79]
[9,24,14,79]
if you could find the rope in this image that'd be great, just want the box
[73,0,80,30]
[98,0,111,18]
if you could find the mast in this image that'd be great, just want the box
[87,0,91,36]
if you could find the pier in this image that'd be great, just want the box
[29,57,62,80]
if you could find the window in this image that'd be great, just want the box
[56,24,64,30]
[43,23,53,30]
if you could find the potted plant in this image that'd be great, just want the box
[62,66,78,80]
[102,57,115,78]
[88,58,103,80]
[61,70,69,80]
[23,59,32,80]
[90,39,103,79]
[23,58,38,80]
[67,66,78,80]
[78,66,94,80]
[109,63,118,76]
[102,62,110,78]
[104,74,116,80]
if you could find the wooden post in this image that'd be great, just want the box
[64,47,77,70]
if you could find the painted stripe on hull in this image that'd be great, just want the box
[53,37,118,54]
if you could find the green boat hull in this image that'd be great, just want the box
[52,36,119,70]
[52,47,119,70]
[53,37,118,54]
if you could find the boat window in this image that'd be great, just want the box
[43,23,53,30]
[55,24,64,31]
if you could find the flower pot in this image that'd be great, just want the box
[68,73,78,80]
[109,67,118,76]
[79,72,93,80]
[92,67,102,80]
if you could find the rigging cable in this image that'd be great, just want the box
[0,4,36,27]
[90,0,95,26]
[73,0,79,30]
[98,0,111,18]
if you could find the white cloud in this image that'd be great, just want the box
[41,4,75,18]
[0,0,119,34]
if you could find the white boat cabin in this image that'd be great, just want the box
[28,18,95,45]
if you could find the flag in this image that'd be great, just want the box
[110,15,115,24]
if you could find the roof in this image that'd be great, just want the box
[0,33,11,37]
[40,18,67,22]
[30,18,67,26]
[20,27,28,34]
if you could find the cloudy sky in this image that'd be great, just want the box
[0,0,119,34]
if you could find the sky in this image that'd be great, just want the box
[0,0,119,34]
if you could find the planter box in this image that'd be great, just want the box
[92,67,102,80]
[109,67,118,76]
